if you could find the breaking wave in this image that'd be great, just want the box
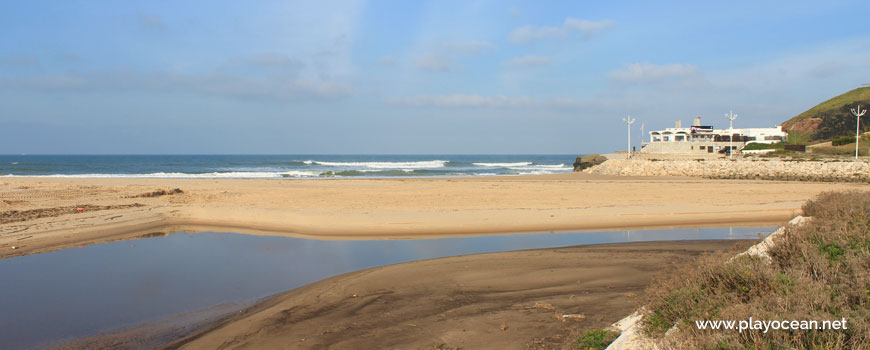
[1,171,324,179]
[506,164,569,171]
[472,162,532,167]
[305,160,449,169]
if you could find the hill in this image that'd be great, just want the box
[782,87,870,142]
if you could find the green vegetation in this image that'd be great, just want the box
[755,148,822,160]
[575,329,620,350]
[784,130,812,145]
[783,87,870,129]
[781,87,870,142]
[832,136,857,146]
[641,191,870,349]
[740,142,781,151]
[751,134,869,159]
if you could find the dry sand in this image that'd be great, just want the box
[159,240,748,350]
[1,173,866,259]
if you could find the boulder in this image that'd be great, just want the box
[573,154,608,172]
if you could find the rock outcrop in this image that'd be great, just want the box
[573,154,608,172]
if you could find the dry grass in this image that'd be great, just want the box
[641,191,870,349]
[811,144,870,157]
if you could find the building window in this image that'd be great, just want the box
[663,136,670,141]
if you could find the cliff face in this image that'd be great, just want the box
[782,87,870,142]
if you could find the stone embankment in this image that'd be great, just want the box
[584,158,870,182]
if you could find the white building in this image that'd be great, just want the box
[642,117,787,154]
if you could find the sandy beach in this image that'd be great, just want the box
[1,173,865,259]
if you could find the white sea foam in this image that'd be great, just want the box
[282,171,323,177]
[1,171,323,179]
[472,162,532,167]
[307,160,448,169]
[507,164,570,171]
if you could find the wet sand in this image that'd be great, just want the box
[162,240,749,350]
[1,173,864,258]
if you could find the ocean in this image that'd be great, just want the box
[0,155,576,178]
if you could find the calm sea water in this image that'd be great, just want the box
[0,227,772,350]
[0,155,575,178]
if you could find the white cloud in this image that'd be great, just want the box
[441,40,495,54]
[564,18,613,33]
[415,53,453,72]
[411,40,494,72]
[509,26,561,43]
[609,62,699,83]
[508,18,613,43]
[386,94,586,109]
[0,68,352,100]
[503,55,551,68]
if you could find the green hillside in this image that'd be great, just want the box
[782,87,870,142]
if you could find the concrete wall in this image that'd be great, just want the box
[640,141,745,154]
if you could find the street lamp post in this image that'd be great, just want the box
[852,105,866,160]
[639,122,644,148]
[725,111,738,160]
[623,116,636,159]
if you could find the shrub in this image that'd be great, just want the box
[741,143,778,151]
[642,191,870,349]
[576,329,620,350]
[833,136,857,146]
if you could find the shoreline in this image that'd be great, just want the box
[154,239,751,350]
[2,173,866,259]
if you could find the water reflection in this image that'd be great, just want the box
[0,226,772,349]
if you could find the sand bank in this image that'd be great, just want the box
[1,173,865,258]
[158,240,747,350]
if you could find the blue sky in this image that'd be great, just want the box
[1,0,869,154]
